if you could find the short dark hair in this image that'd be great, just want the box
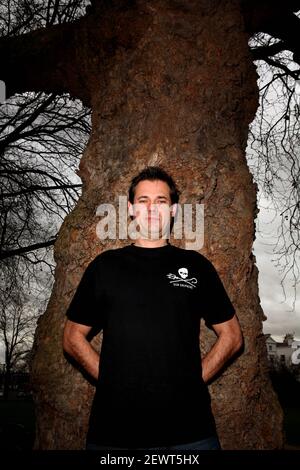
[128,166,180,204]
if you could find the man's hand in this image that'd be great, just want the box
[63,320,100,380]
[201,315,243,384]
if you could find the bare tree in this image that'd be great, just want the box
[0,261,42,398]
[0,0,91,270]
[0,0,91,401]
[0,0,88,36]
[0,91,90,263]
[247,31,300,307]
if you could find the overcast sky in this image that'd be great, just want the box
[247,47,300,343]
[253,192,300,341]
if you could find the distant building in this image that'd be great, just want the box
[265,335,279,366]
[265,333,295,368]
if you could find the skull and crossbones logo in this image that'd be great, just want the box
[166,267,197,288]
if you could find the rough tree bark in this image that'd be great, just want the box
[2,0,284,449]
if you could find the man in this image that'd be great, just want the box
[63,166,243,450]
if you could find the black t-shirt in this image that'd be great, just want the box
[66,243,236,448]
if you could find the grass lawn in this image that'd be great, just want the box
[283,405,300,448]
[0,393,299,450]
[0,397,36,450]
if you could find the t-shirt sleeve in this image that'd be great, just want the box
[200,257,236,327]
[66,256,105,328]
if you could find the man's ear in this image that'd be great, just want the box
[128,201,134,216]
[170,203,178,218]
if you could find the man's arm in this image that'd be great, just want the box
[63,319,100,381]
[201,315,243,384]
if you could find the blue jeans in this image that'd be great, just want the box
[86,435,221,451]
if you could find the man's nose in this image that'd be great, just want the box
[148,203,158,213]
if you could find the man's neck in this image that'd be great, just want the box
[133,239,169,248]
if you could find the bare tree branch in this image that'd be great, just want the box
[243,0,300,65]
[0,238,57,260]
[263,57,300,80]
[0,183,82,199]
[251,41,286,60]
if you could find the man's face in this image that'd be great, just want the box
[128,179,176,240]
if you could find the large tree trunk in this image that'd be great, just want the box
[31,0,283,449]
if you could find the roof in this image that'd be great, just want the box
[264,334,277,343]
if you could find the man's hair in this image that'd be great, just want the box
[128,166,180,204]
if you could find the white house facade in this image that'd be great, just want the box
[265,334,298,368]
